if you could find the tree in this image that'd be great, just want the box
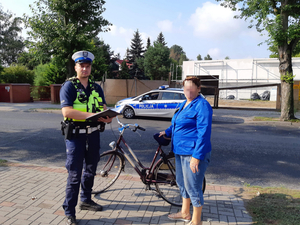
[225,56,230,60]
[217,0,299,120]
[119,60,130,79]
[128,29,145,78]
[90,38,113,81]
[179,54,189,65]
[170,45,185,63]
[156,32,167,46]
[170,58,183,80]
[0,6,24,66]
[144,42,170,80]
[128,29,145,63]
[26,0,111,79]
[197,54,203,60]
[146,37,151,50]
[204,54,212,60]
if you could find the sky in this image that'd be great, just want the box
[1,0,271,60]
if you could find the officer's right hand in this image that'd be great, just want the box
[98,116,114,124]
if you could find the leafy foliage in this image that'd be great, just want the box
[146,37,151,50]
[216,0,300,120]
[170,58,182,80]
[204,54,212,60]
[119,60,130,79]
[0,5,24,66]
[197,54,203,60]
[170,45,185,63]
[156,32,167,46]
[144,42,170,80]
[0,64,34,85]
[25,0,111,79]
[128,29,145,78]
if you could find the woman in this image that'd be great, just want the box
[159,76,212,225]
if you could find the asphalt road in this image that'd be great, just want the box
[0,109,299,190]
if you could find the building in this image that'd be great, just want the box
[182,58,300,101]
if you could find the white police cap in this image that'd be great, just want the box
[72,51,95,64]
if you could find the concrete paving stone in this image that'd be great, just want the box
[27,211,44,221]
[87,220,107,225]
[0,216,9,224]
[202,212,220,219]
[218,210,235,217]
[34,213,58,224]
[235,216,253,222]
[219,215,228,223]
[2,218,18,225]
[5,208,23,218]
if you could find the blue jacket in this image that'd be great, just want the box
[165,95,212,160]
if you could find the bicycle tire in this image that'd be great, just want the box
[154,154,206,207]
[92,152,123,195]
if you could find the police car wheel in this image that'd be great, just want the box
[123,107,135,119]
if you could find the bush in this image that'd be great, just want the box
[34,64,50,86]
[0,64,34,85]
[34,63,65,86]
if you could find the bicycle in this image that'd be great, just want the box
[92,117,206,207]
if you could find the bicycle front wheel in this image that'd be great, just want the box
[92,152,123,195]
[154,154,206,207]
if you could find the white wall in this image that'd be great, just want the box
[182,58,300,100]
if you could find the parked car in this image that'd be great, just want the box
[115,85,204,119]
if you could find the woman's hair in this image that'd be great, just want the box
[183,76,201,88]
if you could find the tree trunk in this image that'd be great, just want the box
[278,46,295,120]
[67,57,74,79]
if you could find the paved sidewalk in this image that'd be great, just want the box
[0,163,253,225]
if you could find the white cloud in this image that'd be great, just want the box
[157,20,173,33]
[109,25,118,36]
[208,48,221,59]
[188,2,245,40]
[177,13,182,20]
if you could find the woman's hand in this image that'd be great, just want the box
[158,131,166,137]
[190,157,200,173]
[98,116,113,123]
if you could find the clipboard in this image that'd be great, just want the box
[86,109,122,121]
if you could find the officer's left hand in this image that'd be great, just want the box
[98,116,114,124]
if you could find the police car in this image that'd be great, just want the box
[115,85,187,119]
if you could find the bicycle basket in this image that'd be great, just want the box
[153,133,171,146]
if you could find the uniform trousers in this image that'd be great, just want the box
[62,131,100,217]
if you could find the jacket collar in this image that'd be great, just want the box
[179,95,202,112]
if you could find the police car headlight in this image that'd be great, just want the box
[115,101,122,106]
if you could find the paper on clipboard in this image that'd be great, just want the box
[86,108,122,121]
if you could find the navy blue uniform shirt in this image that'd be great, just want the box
[60,80,106,108]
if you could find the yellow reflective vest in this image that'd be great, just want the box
[65,77,104,122]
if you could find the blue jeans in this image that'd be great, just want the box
[175,152,211,207]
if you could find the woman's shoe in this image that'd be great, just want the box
[168,211,191,222]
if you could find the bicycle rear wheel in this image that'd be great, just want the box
[92,152,123,195]
[154,154,206,207]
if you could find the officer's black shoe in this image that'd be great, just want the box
[65,216,77,225]
[79,200,103,211]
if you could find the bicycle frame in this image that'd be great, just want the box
[102,119,175,185]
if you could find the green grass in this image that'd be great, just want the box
[242,186,300,225]
[0,159,8,167]
[253,116,300,123]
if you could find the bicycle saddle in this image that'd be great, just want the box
[153,133,171,146]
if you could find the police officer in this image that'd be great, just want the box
[60,51,113,225]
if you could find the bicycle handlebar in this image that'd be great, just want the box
[116,116,146,132]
